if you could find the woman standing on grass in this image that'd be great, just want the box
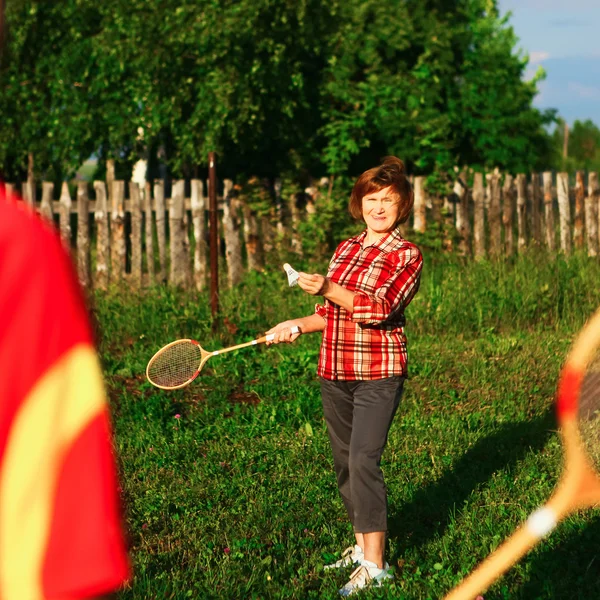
[267,156,423,596]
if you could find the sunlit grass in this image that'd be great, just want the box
[96,250,600,599]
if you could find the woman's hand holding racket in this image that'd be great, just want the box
[265,320,303,345]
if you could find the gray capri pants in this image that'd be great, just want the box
[320,375,405,533]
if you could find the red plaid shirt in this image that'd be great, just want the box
[315,227,422,380]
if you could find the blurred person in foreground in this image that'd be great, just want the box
[267,157,423,596]
[0,185,130,599]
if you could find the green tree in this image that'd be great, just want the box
[1,0,556,183]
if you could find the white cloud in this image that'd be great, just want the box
[529,51,550,64]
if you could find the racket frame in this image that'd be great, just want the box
[146,326,299,390]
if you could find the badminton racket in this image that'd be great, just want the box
[146,326,300,390]
[444,306,600,599]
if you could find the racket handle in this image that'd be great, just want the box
[444,507,557,600]
[213,326,301,355]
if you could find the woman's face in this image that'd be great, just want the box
[362,186,400,239]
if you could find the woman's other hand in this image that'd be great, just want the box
[298,272,329,296]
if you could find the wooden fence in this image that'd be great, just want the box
[4,168,600,291]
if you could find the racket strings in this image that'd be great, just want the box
[147,341,203,388]
[579,350,600,469]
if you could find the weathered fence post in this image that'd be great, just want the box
[454,171,470,256]
[22,153,35,206]
[413,176,426,233]
[144,181,155,284]
[530,173,542,246]
[129,181,143,287]
[556,172,572,256]
[110,180,126,282]
[473,173,485,259]
[94,180,110,290]
[488,171,502,257]
[502,174,515,256]
[169,180,190,287]
[574,171,585,251]
[59,182,72,248]
[442,188,455,251]
[274,178,285,240]
[585,172,598,257]
[242,201,264,271]
[430,193,442,230]
[76,182,91,289]
[590,173,600,257]
[222,179,244,287]
[191,179,207,291]
[154,179,167,282]
[516,174,527,252]
[40,182,54,222]
[288,192,303,255]
[542,172,556,252]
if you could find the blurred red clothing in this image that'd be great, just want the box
[0,187,130,599]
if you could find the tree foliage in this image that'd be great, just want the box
[0,0,559,182]
[551,118,600,173]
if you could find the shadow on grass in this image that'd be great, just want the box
[388,408,556,558]
[499,515,600,600]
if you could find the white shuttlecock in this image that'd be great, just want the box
[283,263,299,287]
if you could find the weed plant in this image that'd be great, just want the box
[94,249,600,599]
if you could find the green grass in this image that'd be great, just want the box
[95,250,600,599]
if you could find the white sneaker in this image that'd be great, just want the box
[338,560,394,597]
[324,545,364,570]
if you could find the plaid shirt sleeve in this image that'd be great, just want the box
[351,244,422,324]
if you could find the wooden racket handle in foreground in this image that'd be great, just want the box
[444,438,600,600]
[445,306,600,600]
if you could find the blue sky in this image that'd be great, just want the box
[497,0,600,126]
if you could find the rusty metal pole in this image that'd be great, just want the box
[208,152,219,318]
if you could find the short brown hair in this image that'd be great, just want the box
[349,156,413,226]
